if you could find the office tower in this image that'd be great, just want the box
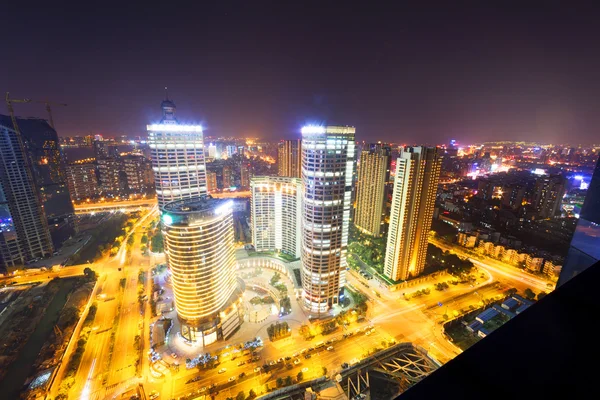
[122,154,148,193]
[161,196,243,345]
[250,176,302,258]
[384,147,442,281]
[354,143,391,237]
[0,120,53,269]
[147,97,207,208]
[278,139,302,178]
[206,171,218,193]
[65,163,98,201]
[533,174,566,219]
[0,115,75,247]
[97,158,126,195]
[240,163,251,189]
[301,125,356,313]
[559,155,600,286]
[222,165,233,189]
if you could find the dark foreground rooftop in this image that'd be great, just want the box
[399,260,600,399]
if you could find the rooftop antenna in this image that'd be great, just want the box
[165,86,169,100]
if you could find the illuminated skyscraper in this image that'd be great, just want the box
[385,147,441,281]
[301,125,355,313]
[65,163,98,201]
[161,196,243,345]
[278,139,302,178]
[250,176,302,258]
[354,143,391,237]
[147,97,207,208]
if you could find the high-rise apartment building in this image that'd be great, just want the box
[161,196,243,345]
[0,120,54,269]
[354,143,391,237]
[385,147,441,281]
[0,115,75,247]
[533,174,566,219]
[66,163,98,201]
[278,139,302,178]
[122,154,150,194]
[222,165,233,189]
[301,125,356,313]
[97,158,126,195]
[206,171,218,193]
[250,176,302,258]
[147,98,207,208]
[240,163,251,189]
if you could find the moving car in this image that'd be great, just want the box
[218,368,227,374]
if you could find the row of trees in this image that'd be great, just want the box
[267,321,291,341]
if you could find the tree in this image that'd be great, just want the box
[83,267,97,282]
[247,389,257,399]
[297,371,304,382]
[524,288,536,300]
[537,292,548,301]
[236,391,245,400]
[284,376,293,386]
[504,287,518,296]
[322,367,328,376]
[276,377,284,388]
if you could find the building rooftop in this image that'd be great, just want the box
[162,195,231,214]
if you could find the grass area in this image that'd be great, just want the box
[445,323,481,350]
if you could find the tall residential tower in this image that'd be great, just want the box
[301,125,356,313]
[278,139,302,178]
[354,143,391,237]
[0,120,54,269]
[148,97,207,208]
[250,176,302,258]
[384,147,441,281]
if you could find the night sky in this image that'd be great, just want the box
[2,3,600,144]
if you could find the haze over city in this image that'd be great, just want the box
[3,3,600,143]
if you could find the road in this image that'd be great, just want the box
[429,237,551,292]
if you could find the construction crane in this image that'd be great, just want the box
[34,99,67,128]
[5,92,31,135]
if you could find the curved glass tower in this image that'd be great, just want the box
[301,125,356,314]
[148,97,207,209]
[162,196,242,345]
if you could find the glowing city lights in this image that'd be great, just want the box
[147,124,203,132]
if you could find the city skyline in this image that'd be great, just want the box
[4,4,600,144]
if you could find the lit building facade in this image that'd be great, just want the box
[354,143,391,237]
[240,163,251,189]
[162,196,243,345]
[278,139,302,178]
[250,176,302,258]
[301,125,356,313]
[0,120,54,268]
[97,158,126,195]
[147,98,207,208]
[65,163,98,201]
[533,174,566,219]
[385,147,441,281]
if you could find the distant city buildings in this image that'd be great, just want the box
[161,196,243,345]
[240,162,251,189]
[385,147,441,281]
[354,143,391,237]
[97,158,127,195]
[0,119,54,269]
[122,154,153,194]
[206,171,218,193]
[533,174,566,219]
[147,97,207,208]
[250,176,302,258]
[278,139,302,178]
[301,126,355,313]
